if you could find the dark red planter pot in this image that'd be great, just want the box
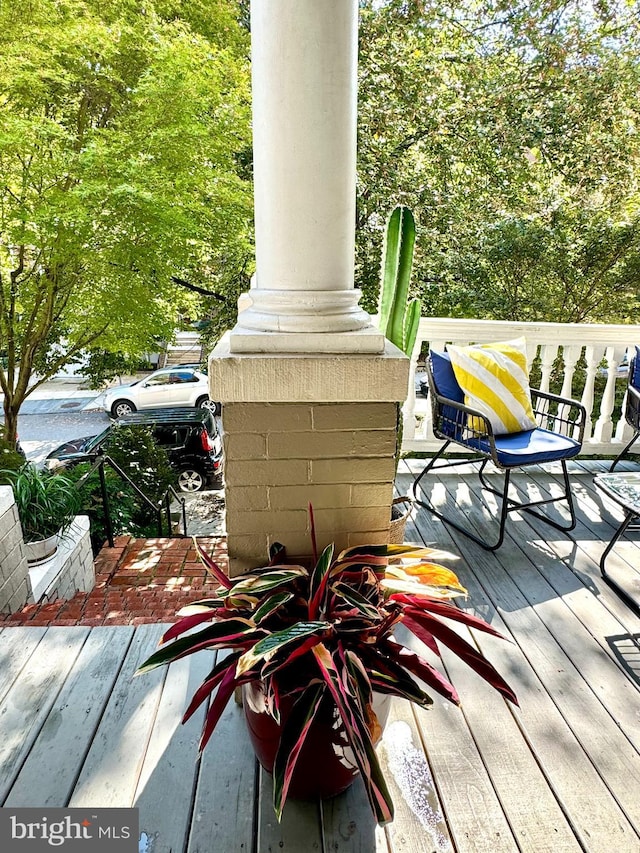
[243,681,387,801]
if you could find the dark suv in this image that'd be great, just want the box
[45,408,223,493]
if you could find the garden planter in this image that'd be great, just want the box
[24,533,58,565]
[243,680,390,800]
[389,496,412,544]
[138,534,516,824]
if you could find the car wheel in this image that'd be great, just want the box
[196,396,221,416]
[111,399,136,418]
[177,467,206,492]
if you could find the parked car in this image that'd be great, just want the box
[44,408,223,493]
[415,370,429,398]
[597,355,630,381]
[100,366,220,419]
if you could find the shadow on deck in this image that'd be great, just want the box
[0,458,639,852]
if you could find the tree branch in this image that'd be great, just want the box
[170,275,226,301]
[24,324,108,396]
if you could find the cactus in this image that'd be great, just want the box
[378,205,420,356]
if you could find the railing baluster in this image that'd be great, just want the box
[559,345,581,401]
[538,343,557,395]
[581,345,600,440]
[613,346,633,446]
[557,344,581,434]
[593,345,627,444]
[97,462,114,549]
[75,455,188,548]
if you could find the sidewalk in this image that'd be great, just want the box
[4,374,137,414]
[20,396,100,415]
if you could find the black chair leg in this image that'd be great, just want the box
[515,459,578,533]
[610,430,640,472]
[411,440,451,495]
[412,455,578,550]
[412,452,511,551]
[600,511,640,615]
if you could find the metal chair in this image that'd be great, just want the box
[411,350,587,550]
[610,353,640,471]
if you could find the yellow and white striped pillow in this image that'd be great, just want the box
[446,338,537,435]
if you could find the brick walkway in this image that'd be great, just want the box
[0,536,227,627]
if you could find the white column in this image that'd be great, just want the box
[229,0,384,354]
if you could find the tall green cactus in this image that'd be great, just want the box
[378,205,420,356]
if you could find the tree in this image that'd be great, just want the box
[0,0,252,445]
[357,0,640,325]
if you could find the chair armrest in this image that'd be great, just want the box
[430,391,497,446]
[530,388,587,444]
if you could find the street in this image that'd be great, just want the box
[13,407,225,535]
[17,410,110,463]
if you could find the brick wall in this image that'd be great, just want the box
[0,486,32,614]
[222,401,399,574]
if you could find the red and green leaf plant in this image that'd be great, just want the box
[137,519,517,825]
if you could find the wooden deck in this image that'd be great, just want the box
[1,459,640,852]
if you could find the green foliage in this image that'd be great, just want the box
[379,206,420,355]
[103,425,176,501]
[138,532,516,824]
[0,0,252,444]
[1,465,81,542]
[66,463,152,553]
[79,349,153,390]
[65,424,176,550]
[357,1,640,324]
[0,440,26,481]
[196,253,253,357]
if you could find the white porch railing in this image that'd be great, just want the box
[401,317,640,456]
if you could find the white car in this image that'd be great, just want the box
[101,366,220,419]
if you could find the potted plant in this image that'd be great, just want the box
[2,464,82,563]
[137,510,516,825]
[378,205,421,541]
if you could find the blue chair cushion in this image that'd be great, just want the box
[430,350,465,439]
[430,350,463,401]
[632,347,640,388]
[470,428,582,467]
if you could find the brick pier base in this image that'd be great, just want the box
[209,336,408,575]
[223,401,399,571]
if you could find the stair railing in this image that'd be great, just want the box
[75,454,188,547]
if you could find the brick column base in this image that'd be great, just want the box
[223,401,398,573]
[209,335,408,576]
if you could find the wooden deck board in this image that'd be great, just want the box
[4,625,134,807]
[377,700,451,853]
[69,623,167,809]
[187,659,257,853]
[320,772,389,852]
[401,461,640,852]
[420,623,582,853]
[257,769,324,851]
[0,626,90,802]
[0,626,47,705]
[431,466,640,736]
[134,648,214,853]
[2,461,640,852]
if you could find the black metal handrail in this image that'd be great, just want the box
[75,454,187,547]
[164,483,188,539]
